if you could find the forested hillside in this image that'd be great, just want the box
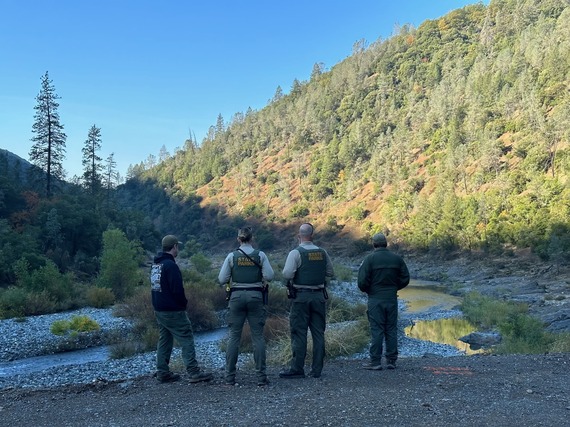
[122,0,569,260]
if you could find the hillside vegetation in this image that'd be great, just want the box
[1,0,569,318]
[123,0,570,260]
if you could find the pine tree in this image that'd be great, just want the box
[81,125,103,194]
[29,71,67,198]
[104,153,119,196]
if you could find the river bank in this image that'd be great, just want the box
[0,283,466,390]
[2,251,567,391]
[405,251,570,333]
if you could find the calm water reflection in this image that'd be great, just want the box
[405,318,481,354]
[399,281,462,313]
[399,282,481,354]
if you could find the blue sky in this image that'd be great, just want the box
[0,0,487,179]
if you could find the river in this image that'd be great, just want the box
[0,281,475,378]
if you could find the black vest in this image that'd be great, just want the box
[231,249,262,283]
[294,246,327,286]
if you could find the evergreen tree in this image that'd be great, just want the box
[97,228,141,300]
[81,125,103,194]
[29,71,67,198]
[104,153,119,190]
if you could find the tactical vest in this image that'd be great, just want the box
[231,249,262,283]
[294,246,327,286]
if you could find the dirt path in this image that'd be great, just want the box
[2,353,568,426]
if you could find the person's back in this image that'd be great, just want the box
[151,235,212,383]
[218,226,274,386]
[151,251,187,311]
[358,248,409,300]
[280,223,334,379]
[357,232,409,371]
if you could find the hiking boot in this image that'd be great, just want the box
[386,360,397,370]
[188,370,213,383]
[279,369,305,379]
[157,372,181,383]
[308,371,321,378]
[225,376,236,386]
[257,377,270,387]
[362,362,383,371]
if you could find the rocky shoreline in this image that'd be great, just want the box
[0,301,464,391]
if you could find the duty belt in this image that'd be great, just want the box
[295,288,324,293]
[232,287,263,292]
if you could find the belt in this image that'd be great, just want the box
[295,288,324,293]
[231,287,263,292]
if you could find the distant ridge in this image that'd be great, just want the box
[0,148,32,171]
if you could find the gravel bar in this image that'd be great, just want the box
[0,294,465,390]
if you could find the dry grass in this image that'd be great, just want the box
[266,316,370,367]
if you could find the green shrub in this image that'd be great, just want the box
[350,238,372,256]
[255,229,275,250]
[97,229,142,300]
[86,287,116,308]
[267,285,291,316]
[24,290,59,315]
[496,313,553,354]
[186,284,219,330]
[332,263,353,282]
[214,226,236,240]
[347,205,368,221]
[14,259,77,312]
[50,315,100,336]
[461,292,527,329]
[109,340,144,359]
[326,296,366,323]
[462,292,556,354]
[114,287,156,340]
[190,252,212,274]
[289,204,309,218]
[549,332,570,353]
[325,216,343,233]
[50,320,70,336]
[0,286,66,318]
[242,202,265,218]
[0,287,28,318]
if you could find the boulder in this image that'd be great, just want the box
[459,332,502,350]
[540,308,570,333]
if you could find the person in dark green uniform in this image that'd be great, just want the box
[279,223,334,379]
[218,226,274,386]
[358,233,410,370]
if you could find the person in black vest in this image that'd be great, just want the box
[218,226,275,386]
[279,223,334,379]
[358,233,410,370]
[150,235,213,383]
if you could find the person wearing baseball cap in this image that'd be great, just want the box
[150,234,213,383]
[358,232,410,370]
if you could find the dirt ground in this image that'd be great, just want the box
[1,353,568,427]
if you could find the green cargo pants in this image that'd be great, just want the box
[288,291,326,376]
[367,298,399,364]
[226,289,267,383]
[154,310,200,377]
